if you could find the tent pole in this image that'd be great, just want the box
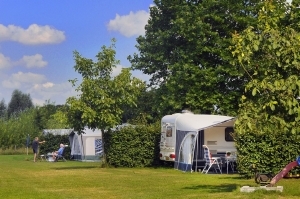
[195,132,199,172]
[81,134,84,161]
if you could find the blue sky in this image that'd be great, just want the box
[0,0,153,105]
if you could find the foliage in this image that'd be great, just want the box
[129,0,262,116]
[7,89,33,117]
[0,97,70,150]
[45,110,71,129]
[231,0,300,177]
[0,99,7,118]
[121,87,161,124]
[39,133,71,159]
[103,122,161,167]
[34,100,61,130]
[0,108,40,149]
[235,130,300,178]
[67,39,145,133]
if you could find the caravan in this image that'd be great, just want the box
[159,112,236,171]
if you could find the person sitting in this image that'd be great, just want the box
[52,144,65,160]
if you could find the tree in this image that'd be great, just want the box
[46,110,70,129]
[0,108,39,149]
[0,99,6,118]
[231,0,300,176]
[129,0,262,116]
[67,39,145,133]
[121,87,161,124]
[7,89,33,117]
[34,100,58,130]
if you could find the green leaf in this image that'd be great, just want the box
[252,88,257,96]
[247,122,252,130]
[270,104,275,111]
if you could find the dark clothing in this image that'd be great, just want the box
[33,148,38,153]
[32,140,39,153]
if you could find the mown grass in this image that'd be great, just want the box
[0,155,300,199]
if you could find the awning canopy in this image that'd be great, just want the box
[172,113,235,131]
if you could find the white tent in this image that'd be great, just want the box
[163,113,236,172]
[69,128,102,162]
[43,128,102,162]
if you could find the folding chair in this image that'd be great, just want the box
[202,145,222,174]
[54,146,67,162]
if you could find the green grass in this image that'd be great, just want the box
[1,155,300,199]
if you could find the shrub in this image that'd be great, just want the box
[104,122,160,167]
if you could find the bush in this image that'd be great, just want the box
[104,122,161,167]
[235,131,300,178]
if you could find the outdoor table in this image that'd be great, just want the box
[224,156,236,174]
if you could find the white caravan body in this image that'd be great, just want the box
[159,113,236,163]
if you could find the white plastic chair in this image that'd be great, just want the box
[202,145,222,174]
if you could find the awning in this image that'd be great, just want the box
[175,113,235,131]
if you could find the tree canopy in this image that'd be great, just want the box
[67,39,145,133]
[7,89,33,117]
[0,99,6,118]
[231,0,300,176]
[129,0,263,116]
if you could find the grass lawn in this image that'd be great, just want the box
[1,155,300,199]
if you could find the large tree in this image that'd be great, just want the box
[0,99,6,118]
[129,0,263,116]
[67,39,145,133]
[121,87,162,124]
[34,100,59,130]
[7,89,33,117]
[231,0,300,176]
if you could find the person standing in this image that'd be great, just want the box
[32,137,45,162]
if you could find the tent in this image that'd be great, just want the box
[43,128,102,162]
[168,113,236,172]
[69,128,102,162]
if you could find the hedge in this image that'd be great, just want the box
[103,123,161,167]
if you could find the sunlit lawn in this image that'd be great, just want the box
[0,155,300,199]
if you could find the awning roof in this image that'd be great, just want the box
[163,113,235,131]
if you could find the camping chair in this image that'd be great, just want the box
[54,146,67,162]
[202,145,222,174]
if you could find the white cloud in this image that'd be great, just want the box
[18,54,48,68]
[107,10,149,37]
[30,81,76,105]
[42,82,54,88]
[0,24,65,45]
[1,71,75,105]
[2,79,21,89]
[0,53,48,69]
[2,72,47,89]
[0,53,12,69]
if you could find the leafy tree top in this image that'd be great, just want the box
[67,39,145,133]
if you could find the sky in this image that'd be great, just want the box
[0,0,153,106]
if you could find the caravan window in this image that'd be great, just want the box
[166,126,172,137]
[225,127,234,142]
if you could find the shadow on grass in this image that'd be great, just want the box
[183,183,238,193]
[52,166,99,170]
